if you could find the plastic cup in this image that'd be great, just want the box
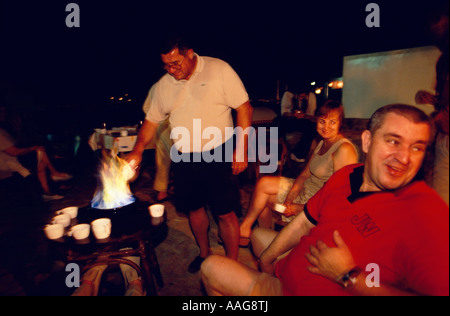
[57,206,78,219]
[273,203,286,214]
[68,224,90,240]
[149,204,165,218]
[91,218,112,239]
[44,224,64,240]
[52,213,71,227]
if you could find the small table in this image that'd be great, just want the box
[48,200,166,296]
[88,129,139,153]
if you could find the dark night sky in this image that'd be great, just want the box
[0,0,447,114]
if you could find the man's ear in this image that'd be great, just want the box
[361,130,372,154]
[187,48,194,59]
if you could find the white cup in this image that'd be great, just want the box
[91,218,112,239]
[273,203,286,214]
[52,213,71,227]
[44,224,65,240]
[149,204,165,218]
[68,224,90,240]
[120,130,128,137]
[57,206,78,219]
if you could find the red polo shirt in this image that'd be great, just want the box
[275,164,449,296]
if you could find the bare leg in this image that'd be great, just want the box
[201,254,262,296]
[37,149,59,175]
[36,149,69,194]
[217,211,239,260]
[36,157,51,194]
[189,207,211,258]
[240,176,280,238]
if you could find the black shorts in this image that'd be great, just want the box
[172,145,241,216]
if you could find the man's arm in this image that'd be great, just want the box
[259,211,315,274]
[3,145,41,157]
[126,119,159,168]
[306,230,419,296]
[232,100,253,175]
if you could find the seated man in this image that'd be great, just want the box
[201,104,449,296]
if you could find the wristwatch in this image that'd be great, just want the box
[337,267,363,289]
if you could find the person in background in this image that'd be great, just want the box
[201,104,449,296]
[289,88,318,162]
[276,86,318,163]
[239,100,358,246]
[0,106,72,201]
[414,3,449,204]
[280,89,298,116]
[429,4,449,204]
[126,34,253,273]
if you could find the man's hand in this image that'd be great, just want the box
[305,230,356,281]
[232,150,248,175]
[125,151,142,170]
[124,119,158,171]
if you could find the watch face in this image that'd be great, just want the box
[345,276,357,289]
[340,267,362,289]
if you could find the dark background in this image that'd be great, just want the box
[0,0,447,132]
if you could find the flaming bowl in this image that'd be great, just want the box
[76,198,168,244]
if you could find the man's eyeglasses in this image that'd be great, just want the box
[163,56,185,71]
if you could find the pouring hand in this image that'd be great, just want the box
[125,151,142,170]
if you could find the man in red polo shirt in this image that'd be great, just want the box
[201,104,449,296]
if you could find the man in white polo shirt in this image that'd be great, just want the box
[127,35,253,273]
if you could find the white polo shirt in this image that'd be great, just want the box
[145,55,249,153]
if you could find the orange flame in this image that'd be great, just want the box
[91,150,135,209]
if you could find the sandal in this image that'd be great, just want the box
[51,173,73,182]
